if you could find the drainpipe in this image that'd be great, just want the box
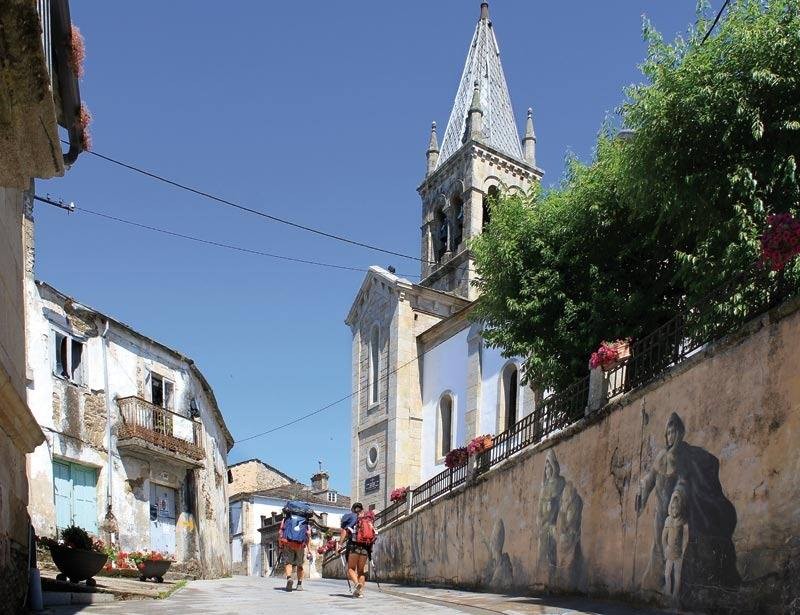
[100,320,117,541]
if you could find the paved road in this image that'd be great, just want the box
[47,575,668,615]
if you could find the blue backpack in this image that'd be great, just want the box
[282,500,313,543]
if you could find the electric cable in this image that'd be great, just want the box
[701,0,731,44]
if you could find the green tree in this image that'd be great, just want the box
[472,0,800,391]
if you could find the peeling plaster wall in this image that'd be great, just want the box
[25,282,231,578]
[367,300,800,614]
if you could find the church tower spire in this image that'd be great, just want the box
[417,3,542,299]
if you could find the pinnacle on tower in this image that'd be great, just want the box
[426,121,439,176]
[465,80,484,143]
[480,2,490,21]
[523,107,536,166]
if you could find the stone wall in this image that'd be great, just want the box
[369,299,800,614]
[228,460,292,498]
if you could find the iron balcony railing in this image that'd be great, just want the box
[371,267,795,529]
[375,496,407,529]
[117,396,204,461]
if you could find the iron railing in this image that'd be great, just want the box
[375,496,407,529]
[373,267,795,527]
[410,462,467,512]
[117,396,204,460]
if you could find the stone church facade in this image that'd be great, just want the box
[346,3,542,509]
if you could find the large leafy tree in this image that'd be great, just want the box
[472,0,800,391]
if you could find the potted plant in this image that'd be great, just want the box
[129,550,173,583]
[589,339,631,371]
[444,447,469,469]
[466,434,493,456]
[38,526,108,586]
[389,486,409,503]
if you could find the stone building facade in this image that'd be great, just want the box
[346,2,542,509]
[227,459,295,499]
[0,0,87,610]
[25,281,234,578]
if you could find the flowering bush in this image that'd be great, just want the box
[467,435,493,456]
[761,213,800,271]
[68,25,86,78]
[444,447,469,469]
[389,486,409,502]
[589,339,630,370]
[316,538,338,555]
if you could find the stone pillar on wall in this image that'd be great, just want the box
[465,323,483,439]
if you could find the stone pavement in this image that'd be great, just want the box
[44,575,672,615]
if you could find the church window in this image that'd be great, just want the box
[483,185,499,231]
[433,208,448,262]
[451,194,464,250]
[369,325,380,405]
[366,444,379,470]
[499,363,519,432]
[437,393,454,460]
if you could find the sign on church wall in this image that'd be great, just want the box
[364,475,380,494]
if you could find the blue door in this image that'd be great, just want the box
[150,484,177,555]
[52,460,98,533]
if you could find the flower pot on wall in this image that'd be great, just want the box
[50,545,108,586]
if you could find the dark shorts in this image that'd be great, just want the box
[347,542,371,557]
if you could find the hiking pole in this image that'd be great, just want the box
[369,557,382,592]
[339,551,352,592]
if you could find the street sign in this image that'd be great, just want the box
[364,475,380,494]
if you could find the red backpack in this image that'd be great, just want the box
[355,513,376,545]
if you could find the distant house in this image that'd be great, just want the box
[229,466,350,577]
[26,282,235,578]
[227,458,296,498]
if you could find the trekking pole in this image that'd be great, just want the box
[369,557,382,592]
[339,551,351,592]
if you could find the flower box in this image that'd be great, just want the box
[590,339,631,371]
[137,559,172,583]
[466,434,493,456]
[444,447,469,469]
[50,545,108,586]
[389,486,409,502]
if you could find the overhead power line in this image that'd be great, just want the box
[78,145,427,264]
[701,0,731,44]
[33,195,418,277]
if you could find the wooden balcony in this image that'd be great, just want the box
[116,396,204,467]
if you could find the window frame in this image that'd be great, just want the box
[51,328,87,386]
[368,324,381,407]
[497,362,520,433]
[436,392,455,463]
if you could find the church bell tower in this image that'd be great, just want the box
[418,2,543,300]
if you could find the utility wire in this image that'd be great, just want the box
[701,0,731,44]
[77,144,427,264]
[33,195,418,277]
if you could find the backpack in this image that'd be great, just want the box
[284,500,314,518]
[282,514,309,544]
[355,513,376,546]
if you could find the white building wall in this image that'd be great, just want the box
[421,328,469,481]
[420,327,528,484]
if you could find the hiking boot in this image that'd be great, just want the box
[295,583,304,591]
[285,578,294,592]
[353,583,363,598]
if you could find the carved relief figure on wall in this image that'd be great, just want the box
[635,412,740,601]
[662,482,689,601]
[536,450,584,589]
[483,518,513,589]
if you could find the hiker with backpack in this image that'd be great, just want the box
[338,502,377,598]
[279,500,314,592]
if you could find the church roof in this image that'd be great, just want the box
[437,3,523,168]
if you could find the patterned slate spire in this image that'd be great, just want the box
[437,2,523,168]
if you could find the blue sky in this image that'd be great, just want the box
[38,1,703,494]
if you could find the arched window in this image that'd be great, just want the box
[483,185,499,232]
[451,194,464,250]
[437,393,454,460]
[499,363,519,432]
[369,325,380,405]
[433,208,448,262]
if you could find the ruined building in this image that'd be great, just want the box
[345,2,542,509]
[25,280,235,578]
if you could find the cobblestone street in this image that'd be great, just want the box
[46,576,668,615]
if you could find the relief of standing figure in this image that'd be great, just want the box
[662,483,689,601]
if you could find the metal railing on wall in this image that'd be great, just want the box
[371,267,795,529]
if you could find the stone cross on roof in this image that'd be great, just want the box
[437,2,524,168]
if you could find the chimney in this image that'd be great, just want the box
[311,470,330,494]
